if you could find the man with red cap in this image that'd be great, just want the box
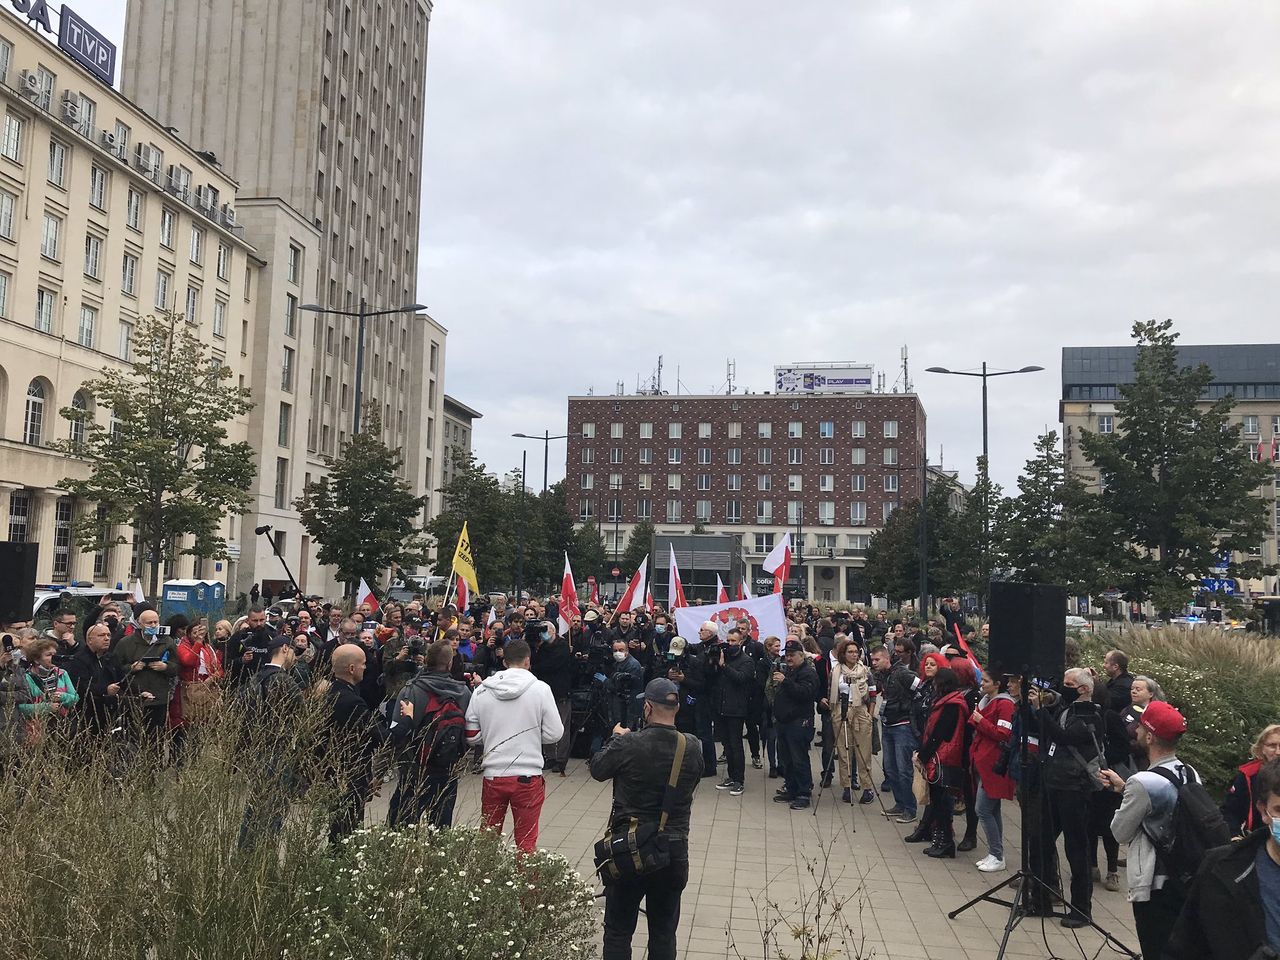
[1099,699,1201,960]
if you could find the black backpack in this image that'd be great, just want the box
[394,677,467,775]
[1141,764,1232,887]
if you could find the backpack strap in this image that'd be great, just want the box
[656,731,688,833]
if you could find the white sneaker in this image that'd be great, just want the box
[975,855,994,869]
[978,857,1007,873]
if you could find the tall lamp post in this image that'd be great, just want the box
[511,429,569,494]
[300,299,427,435]
[924,363,1044,610]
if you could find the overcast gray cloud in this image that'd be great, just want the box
[83,0,1280,489]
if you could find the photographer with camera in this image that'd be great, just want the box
[606,639,645,733]
[591,678,704,960]
[227,606,274,689]
[771,639,818,810]
[531,619,575,775]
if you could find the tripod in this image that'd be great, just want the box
[947,671,1138,960]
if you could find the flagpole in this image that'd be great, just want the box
[437,574,458,640]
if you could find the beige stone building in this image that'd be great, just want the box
[441,394,481,488]
[120,0,447,598]
[0,8,265,591]
[1061,344,1280,601]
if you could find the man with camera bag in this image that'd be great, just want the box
[591,678,703,960]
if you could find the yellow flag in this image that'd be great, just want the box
[451,521,479,596]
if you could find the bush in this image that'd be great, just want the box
[1081,625,1280,793]
[0,695,598,960]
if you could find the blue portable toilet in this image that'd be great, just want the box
[161,579,227,621]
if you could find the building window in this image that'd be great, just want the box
[788,447,803,465]
[285,294,298,336]
[217,243,230,280]
[278,403,292,446]
[818,502,835,526]
[1098,415,1113,434]
[884,420,899,438]
[755,532,775,553]
[788,421,803,439]
[757,500,772,522]
[190,227,204,265]
[212,300,227,338]
[122,254,138,296]
[126,189,142,230]
[852,447,866,465]
[850,502,866,524]
[851,420,866,439]
[639,422,653,439]
[580,422,596,439]
[820,474,834,492]
[47,139,66,187]
[609,473,622,490]
[282,347,295,391]
[728,421,742,439]
[89,165,108,209]
[638,473,651,490]
[667,499,681,522]
[885,474,899,493]
[726,500,741,524]
[0,271,9,318]
[727,474,741,491]
[610,422,623,438]
[1273,415,1280,435]
[52,498,73,580]
[787,500,802,524]
[728,447,742,464]
[820,447,834,464]
[287,244,302,283]
[1,113,22,162]
[637,498,651,520]
[34,66,54,110]
[159,208,176,248]
[1243,415,1260,436]
[0,188,13,238]
[84,235,103,279]
[35,287,55,333]
[274,457,290,509]
[24,380,45,445]
[610,447,623,464]
[93,504,110,578]
[698,422,711,439]
[667,473,681,490]
[41,213,60,259]
[8,491,29,542]
[883,501,897,522]
[697,474,710,491]
[580,473,593,489]
[118,319,133,361]
[788,474,802,492]
[581,448,594,464]
[819,421,833,438]
[758,448,772,465]
[852,474,866,492]
[698,448,711,465]
[696,499,711,522]
[155,270,171,310]
[185,285,200,324]
[668,447,682,464]
[884,447,898,466]
[758,474,771,491]
[639,447,652,464]
[758,422,772,438]
[77,305,96,348]
[669,422,682,439]
[579,499,595,520]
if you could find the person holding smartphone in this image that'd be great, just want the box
[112,606,180,748]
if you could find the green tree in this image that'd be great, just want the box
[296,408,430,597]
[690,521,709,534]
[57,312,255,597]
[1077,320,1274,614]
[934,457,1006,601]
[864,478,958,605]
[621,520,655,576]
[426,453,516,592]
[570,520,608,583]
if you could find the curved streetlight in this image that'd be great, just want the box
[300,300,427,434]
[512,430,570,494]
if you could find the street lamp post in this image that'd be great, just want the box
[924,363,1044,610]
[515,450,527,600]
[300,299,427,435]
[511,429,569,494]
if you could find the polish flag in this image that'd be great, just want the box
[645,588,653,612]
[668,545,688,610]
[131,578,146,605]
[1260,439,1271,463]
[738,577,751,601]
[486,606,497,634]
[589,578,600,606]
[952,623,984,679]
[617,555,648,613]
[356,577,379,613]
[558,553,580,635]
[716,574,729,604]
[455,574,470,615]
[763,532,793,594]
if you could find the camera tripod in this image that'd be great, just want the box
[946,670,1138,960]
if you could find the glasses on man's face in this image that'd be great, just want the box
[340,630,358,638]
[57,619,76,628]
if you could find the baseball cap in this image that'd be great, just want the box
[636,678,680,707]
[783,639,805,655]
[668,637,687,656]
[264,634,288,653]
[1140,700,1187,741]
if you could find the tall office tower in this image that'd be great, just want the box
[121,1,448,597]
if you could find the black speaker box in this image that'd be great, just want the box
[987,581,1067,681]
[0,541,38,626]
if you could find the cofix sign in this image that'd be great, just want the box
[57,5,115,85]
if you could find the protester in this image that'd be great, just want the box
[771,639,818,810]
[713,628,756,797]
[66,622,124,739]
[1102,650,1133,714]
[18,637,79,744]
[175,619,223,730]
[760,635,782,778]
[325,643,382,842]
[1222,723,1280,838]
[915,667,970,858]
[463,639,563,853]
[872,643,920,823]
[112,607,180,745]
[605,640,645,732]
[829,636,874,805]
[237,634,306,848]
[969,672,1016,872]
[531,619,574,775]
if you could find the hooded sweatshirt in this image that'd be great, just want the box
[464,667,563,778]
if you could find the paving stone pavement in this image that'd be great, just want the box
[372,752,1141,960]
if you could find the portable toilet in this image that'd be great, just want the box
[161,579,227,621]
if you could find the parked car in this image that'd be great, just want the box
[32,586,135,625]
[1065,615,1093,632]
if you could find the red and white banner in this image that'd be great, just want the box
[674,592,787,645]
[558,553,580,635]
[667,545,688,610]
[738,577,751,601]
[617,555,648,612]
[716,574,729,604]
[763,532,792,594]
[356,577,379,613]
[588,577,600,606]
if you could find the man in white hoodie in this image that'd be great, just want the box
[464,638,564,852]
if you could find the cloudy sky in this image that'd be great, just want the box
[83,1,1278,490]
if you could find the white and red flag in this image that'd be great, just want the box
[716,574,729,604]
[557,553,580,635]
[667,545,688,610]
[738,577,751,601]
[356,577,380,613]
[617,555,648,613]
[455,574,469,613]
[762,532,793,595]
[589,578,600,606]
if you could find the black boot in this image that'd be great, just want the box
[957,831,978,853]
[904,806,933,843]
[925,820,956,859]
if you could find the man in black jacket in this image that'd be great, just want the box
[873,644,923,822]
[684,622,721,779]
[1102,650,1133,715]
[713,629,757,796]
[1037,667,1106,928]
[325,643,384,842]
[532,620,575,775]
[226,606,274,688]
[1166,757,1280,960]
[590,678,703,960]
[66,622,124,738]
[771,640,818,810]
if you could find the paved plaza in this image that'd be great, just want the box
[376,753,1142,960]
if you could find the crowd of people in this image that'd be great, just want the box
[2,589,1279,960]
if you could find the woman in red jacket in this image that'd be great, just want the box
[173,619,224,736]
[969,671,1016,872]
[915,667,971,859]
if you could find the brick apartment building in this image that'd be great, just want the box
[566,391,927,604]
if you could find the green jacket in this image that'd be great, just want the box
[113,631,180,705]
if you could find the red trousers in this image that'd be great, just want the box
[481,775,546,853]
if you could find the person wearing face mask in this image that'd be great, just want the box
[531,620,575,775]
[1165,757,1280,960]
[112,606,180,746]
[712,629,757,797]
[605,640,644,732]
